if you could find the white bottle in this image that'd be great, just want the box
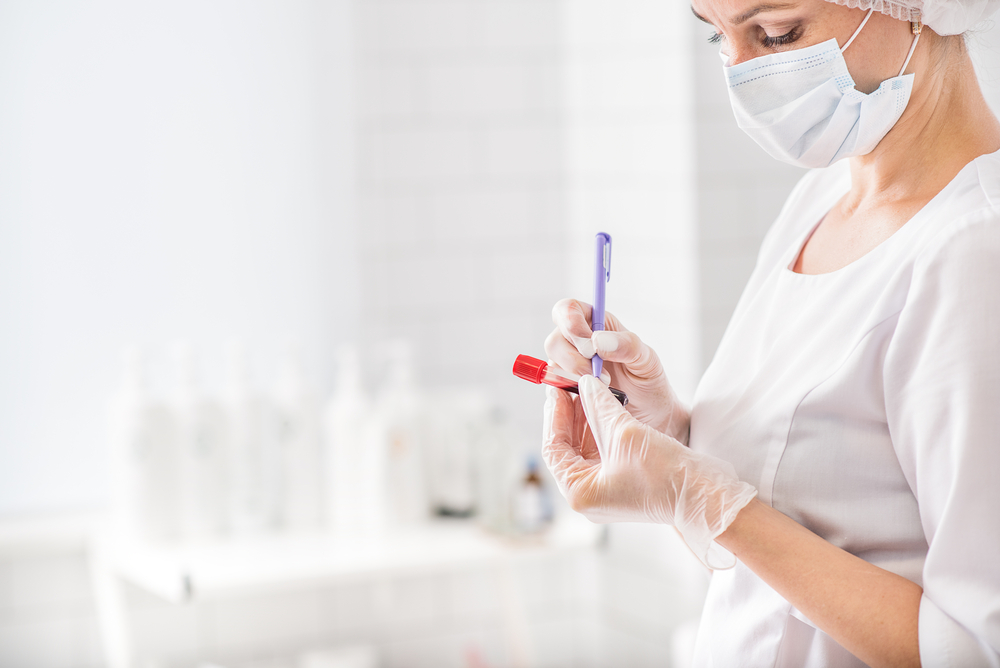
[172,343,227,540]
[223,343,277,534]
[375,341,429,527]
[273,346,323,531]
[475,408,522,535]
[324,346,383,535]
[425,390,484,517]
[108,346,178,543]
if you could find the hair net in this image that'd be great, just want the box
[824,0,1000,34]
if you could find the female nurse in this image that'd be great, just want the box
[541,0,1000,665]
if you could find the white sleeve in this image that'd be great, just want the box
[883,210,1000,667]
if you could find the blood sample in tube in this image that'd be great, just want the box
[512,355,628,406]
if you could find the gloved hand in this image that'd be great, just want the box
[544,299,688,443]
[542,375,757,569]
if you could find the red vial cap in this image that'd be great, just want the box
[512,354,547,384]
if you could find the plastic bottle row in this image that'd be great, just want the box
[108,341,552,544]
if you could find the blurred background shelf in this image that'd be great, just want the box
[103,518,603,604]
[0,510,103,555]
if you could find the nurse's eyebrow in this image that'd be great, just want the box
[691,7,712,24]
[691,2,797,26]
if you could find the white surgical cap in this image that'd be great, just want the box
[824,0,1000,34]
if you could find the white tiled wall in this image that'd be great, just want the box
[354,0,568,444]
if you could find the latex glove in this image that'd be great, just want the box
[544,299,687,443]
[542,375,757,569]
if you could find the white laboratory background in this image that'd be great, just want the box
[3,2,1000,668]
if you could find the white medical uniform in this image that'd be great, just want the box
[689,151,1000,667]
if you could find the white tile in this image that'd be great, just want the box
[427,187,535,243]
[477,2,560,52]
[427,310,544,384]
[357,2,476,54]
[358,189,429,250]
[381,250,483,312]
[565,55,679,116]
[483,123,561,179]
[566,185,696,246]
[628,123,690,182]
[568,121,686,182]
[696,119,770,176]
[563,0,679,51]
[529,59,563,118]
[699,247,757,321]
[701,316,731,368]
[359,252,393,323]
[749,178,806,227]
[420,61,533,117]
[357,63,419,120]
[697,185,764,246]
[486,246,565,308]
[533,186,568,238]
[609,239,698,291]
[361,127,476,184]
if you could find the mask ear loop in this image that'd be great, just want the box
[841,8,875,52]
[898,19,922,76]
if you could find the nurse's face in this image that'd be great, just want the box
[691,0,918,94]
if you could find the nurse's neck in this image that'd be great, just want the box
[846,30,1000,211]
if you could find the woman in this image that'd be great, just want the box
[541,0,1000,665]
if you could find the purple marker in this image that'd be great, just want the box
[592,232,612,377]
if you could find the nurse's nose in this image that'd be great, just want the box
[724,48,754,67]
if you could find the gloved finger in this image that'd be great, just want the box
[551,299,597,359]
[578,374,635,463]
[591,330,662,379]
[544,326,611,383]
[545,327,594,379]
[542,386,591,487]
[570,394,601,462]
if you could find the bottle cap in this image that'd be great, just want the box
[512,355,547,384]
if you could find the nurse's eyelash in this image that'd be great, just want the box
[762,26,802,48]
[707,32,724,44]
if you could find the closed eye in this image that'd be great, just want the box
[762,26,801,48]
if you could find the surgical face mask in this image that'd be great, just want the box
[722,10,921,169]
